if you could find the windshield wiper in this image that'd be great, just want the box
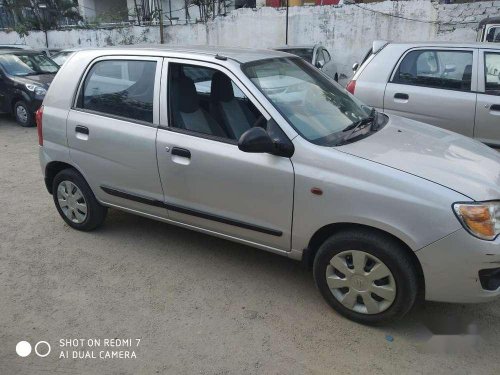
[336,108,378,146]
[342,107,377,132]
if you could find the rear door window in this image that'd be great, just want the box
[77,59,157,123]
[484,52,500,95]
[392,49,473,91]
[486,26,500,42]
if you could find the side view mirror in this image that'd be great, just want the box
[238,120,294,158]
[352,62,359,72]
[238,127,275,154]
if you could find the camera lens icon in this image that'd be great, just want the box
[16,341,51,358]
[16,341,31,357]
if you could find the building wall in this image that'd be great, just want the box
[2,1,499,79]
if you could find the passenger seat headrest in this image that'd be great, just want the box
[211,72,234,102]
[175,76,199,113]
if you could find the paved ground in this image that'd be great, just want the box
[0,114,499,375]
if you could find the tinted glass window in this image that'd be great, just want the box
[486,27,500,42]
[485,52,500,95]
[278,48,314,63]
[79,60,156,123]
[393,50,473,91]
[323,49,331,63]
[316,50,326,66]
[168,63,262,141]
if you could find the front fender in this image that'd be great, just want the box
[290,137,466,255]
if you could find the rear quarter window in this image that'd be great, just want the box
[77,59,156,123]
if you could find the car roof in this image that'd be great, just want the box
[478,17,500,28]
[386,40,499,49]
[86,45,291,63]
[274,45,316,50]
[0,44,32,49]
[0,49,45,55]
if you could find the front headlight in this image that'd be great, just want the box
[453,201,500,240]
[25,84,47,96]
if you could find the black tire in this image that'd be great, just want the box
[14,100,35,127]
[313,229,418,325]
[52,168,107,231]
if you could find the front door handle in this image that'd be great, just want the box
[394,93,409,100]
[75,125,89,135]
[490,104,500,112]
[171,147,191,158]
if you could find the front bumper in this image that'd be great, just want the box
[416,228,500,303]
[26,97,44,113]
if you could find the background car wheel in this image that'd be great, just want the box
[14,101,35,127]
[52,168,107,231]
[313,229,418,325]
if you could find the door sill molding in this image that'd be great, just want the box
[99,200,291,256]
[101,185,283,237]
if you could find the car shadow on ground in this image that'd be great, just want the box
[98,208,499,349]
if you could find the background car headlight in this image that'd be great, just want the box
[453,202,500,240]
[25,84,47,96]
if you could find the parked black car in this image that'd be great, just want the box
[0,50,59,127]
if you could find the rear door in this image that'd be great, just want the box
[474,49,500,147]
[383,48,477,137]
[156,59,294,251]
[66,56,167,216]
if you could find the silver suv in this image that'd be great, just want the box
[348,41,500,148]
[38,46,500,324]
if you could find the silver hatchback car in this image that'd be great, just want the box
[348,41,500,149]
[38,46,500,324]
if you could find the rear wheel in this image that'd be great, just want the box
[14,101,35,127]
[52,168,107,231]
[313,229,418,325]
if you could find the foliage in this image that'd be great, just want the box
[1,0,82,31]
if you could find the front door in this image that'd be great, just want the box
[156,59,294,251]
[475,50,500,148]
[383,48,477,137]
[66,56,166,216]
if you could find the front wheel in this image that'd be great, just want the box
[313,229,419,325]
[14,101,35,127]
[52,168,107,231]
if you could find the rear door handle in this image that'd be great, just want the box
[394,93,409,100]
[171,147,191,158]
[75,125,89,135]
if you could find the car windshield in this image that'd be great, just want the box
[243,57,375,146]
[0,53,59,76]
[278,48,314,63]
[51,51,73,66]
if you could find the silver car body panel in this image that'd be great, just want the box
[339,115,500,201]
[475,48,500,147]
[417,228,500,302]
[40,46,500,304]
